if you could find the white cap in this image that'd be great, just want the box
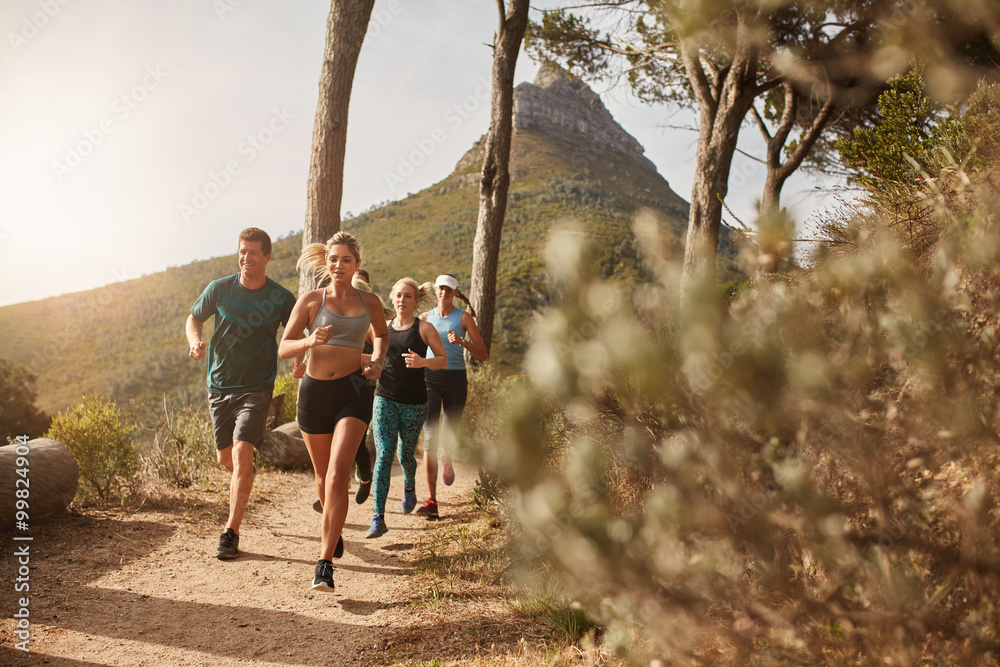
[434,274,459,290]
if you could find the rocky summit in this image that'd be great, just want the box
[451,62,737,260]
[514,63,661,178]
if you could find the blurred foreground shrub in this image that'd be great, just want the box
[489,163,1000,663]
[47,395,137,502]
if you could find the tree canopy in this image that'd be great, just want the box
[528,0,1000,288]
[837,64,971,192]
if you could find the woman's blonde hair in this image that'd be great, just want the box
[296,231,362,286]
[391,278,436,315]
[354,273,393,320]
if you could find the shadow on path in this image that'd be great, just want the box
[29,585,376,665]
[0,643,109,666]
[0,515,175,612]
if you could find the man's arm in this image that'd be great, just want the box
[278,289,306,377]
[186,315,206,360]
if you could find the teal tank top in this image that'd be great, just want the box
[426,307,466,370]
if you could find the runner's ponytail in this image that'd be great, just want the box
[296,243,328,285]
[454,288,476,319]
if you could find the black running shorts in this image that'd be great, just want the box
[297,371,375,435]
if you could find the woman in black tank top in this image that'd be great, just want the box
[365,278,447,539]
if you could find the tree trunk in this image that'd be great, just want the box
[756,82,836,273]
[758,170,786,222]
[757,82,798,222]
[300,0,376,294]
[757,82,836,221]
[0,439,78,525]
[678,21,760,301]
[469,0,530,358]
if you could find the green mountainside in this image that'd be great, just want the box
[1,66,740,414]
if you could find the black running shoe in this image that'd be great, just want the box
[355,480,371,504]
[216,528,239,559]
[334,535,344,559]
[312,559,335,592]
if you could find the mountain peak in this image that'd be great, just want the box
[513,63,658,175]
[531,60,592,91]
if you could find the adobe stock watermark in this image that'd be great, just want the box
[11,436,32,652]
[863,510,918,561]
[230,284,296,339]
[367,0,408,38]
[25,269,134,374]
[725,479,781,532]
[729,155,764,190]
[895,308,950,358]
[521,486,601,559]
[384,76,491,192]
[687,289,795,391]
[50,65,169,183]
[8,0,71,53]
[213,0,249,21]
[178,108,294,224]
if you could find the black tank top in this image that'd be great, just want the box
[375,319,428,405]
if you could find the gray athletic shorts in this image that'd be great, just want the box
[208,389,272,450]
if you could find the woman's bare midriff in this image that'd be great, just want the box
[306,343,364,380]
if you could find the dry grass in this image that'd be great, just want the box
[376,501,618,667]
[75,460,296,533]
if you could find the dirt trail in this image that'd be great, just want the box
[1,459,479,666]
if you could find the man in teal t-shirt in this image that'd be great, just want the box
[186,227,296,560]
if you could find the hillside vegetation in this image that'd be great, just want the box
[0,124,724,414]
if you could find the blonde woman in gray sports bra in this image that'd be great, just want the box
[278,231,389,592]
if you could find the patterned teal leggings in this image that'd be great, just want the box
[372,395,428,515]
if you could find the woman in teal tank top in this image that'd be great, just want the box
[416,274,488,517]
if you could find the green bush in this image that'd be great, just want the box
[837,63,970,192]
[465,367,549,507]
[272,372,298,424]
[132,396,215,488]
[467,366,567,510]
[47,395,137,502]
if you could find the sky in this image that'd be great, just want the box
[0,0,836,308]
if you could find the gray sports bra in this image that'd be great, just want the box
[307,288,371,349]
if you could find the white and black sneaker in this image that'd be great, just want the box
[312,559,335,592]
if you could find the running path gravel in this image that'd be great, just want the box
[0,458,478,666]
